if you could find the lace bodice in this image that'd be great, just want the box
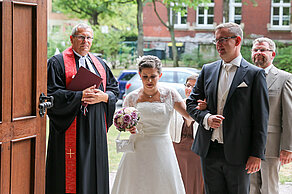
[123,85,183,135]
[123,85,183,110]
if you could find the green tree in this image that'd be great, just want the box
[98,3,137,34]
[151,0,210,67]
[91,26,137,69]
[53,0,132,25]
[137,0,144,57]
[52,0,145,58]
[47,26,72,59]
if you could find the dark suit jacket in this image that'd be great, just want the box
[186,58,269,165]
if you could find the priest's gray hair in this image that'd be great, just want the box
[71,23,93,36]
[216,22,243,40]
[252,37,276,52]
[137,55,162,74]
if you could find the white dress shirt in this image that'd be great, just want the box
[264,64,273,75]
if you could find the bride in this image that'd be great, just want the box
[111,56,193,194]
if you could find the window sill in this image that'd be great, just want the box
[267,24,292,32]
[191,22,216,31]
[174,24,188,30]
[192,25,215,31]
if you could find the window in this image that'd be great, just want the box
[160,71,175,83]
[170,7,188,28]
[229,0,242,24]
[196,0,214,27]
[177,72,192,84]
[119,73,136,81]
[271,0,291,29]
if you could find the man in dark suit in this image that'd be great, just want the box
[186,22,269,194]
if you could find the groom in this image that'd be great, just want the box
[186,22,269,194]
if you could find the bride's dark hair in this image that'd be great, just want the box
[137,55,162,74]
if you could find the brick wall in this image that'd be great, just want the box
[143,0,292,42]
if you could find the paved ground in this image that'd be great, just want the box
[279,182,292,194]
[109,172,292,193]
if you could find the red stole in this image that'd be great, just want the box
[63,46,106,193]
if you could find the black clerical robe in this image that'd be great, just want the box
[46,51,119,194]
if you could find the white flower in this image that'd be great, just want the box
[124,107,136,114]
[117,117,123,124]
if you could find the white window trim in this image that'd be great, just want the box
[267,23,292,31]
[195,2,215,28]
[229,0,242,23]
[270,0,291,30]
[170,7,188,29]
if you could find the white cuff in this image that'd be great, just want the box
[203,113,212,130]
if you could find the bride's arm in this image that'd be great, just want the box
[174,101,194,121]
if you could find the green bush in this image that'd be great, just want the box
[274,45,292,73]
[47,31,71,59]
[90,26,137,69]
[181,50,218,69]
[241,44,253,64]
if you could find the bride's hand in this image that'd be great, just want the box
[196,99,207,110]
[126,126,137,134]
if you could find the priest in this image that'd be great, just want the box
[46,23,119,194]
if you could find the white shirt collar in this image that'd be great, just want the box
[72,49,88,58]
[223,54,242,67]
[264,64,274,75]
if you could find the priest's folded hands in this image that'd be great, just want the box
[82,85,109,104]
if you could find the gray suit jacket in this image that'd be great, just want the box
[265,65,292,158]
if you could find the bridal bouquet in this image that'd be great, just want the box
[114,107,140,153]
[114,107,140,132]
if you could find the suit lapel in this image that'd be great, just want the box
[266,66,278,89]
[211,61,222,111]
[226,58,248,103]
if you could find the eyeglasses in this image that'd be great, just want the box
[184,84,195,88]
[213,36,237,44]
[251,48,274,53]
[73,35,94,42]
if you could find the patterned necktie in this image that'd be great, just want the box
[221,63,233,94]
[218,63,234,114]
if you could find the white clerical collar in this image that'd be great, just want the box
[223,54,242,68]
[264,64,274,75]
[73,49,96,74]
[72,49,88,58]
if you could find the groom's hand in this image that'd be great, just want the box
[207,115,225,129]
[245,156,261,174]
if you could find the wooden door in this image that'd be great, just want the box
[0,0,47,193]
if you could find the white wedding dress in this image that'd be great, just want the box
[111,85,186,194]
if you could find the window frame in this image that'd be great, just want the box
[270,0,291,30]
[229,0,242,24]
[195,1,215,29]
[170,5,188,29]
